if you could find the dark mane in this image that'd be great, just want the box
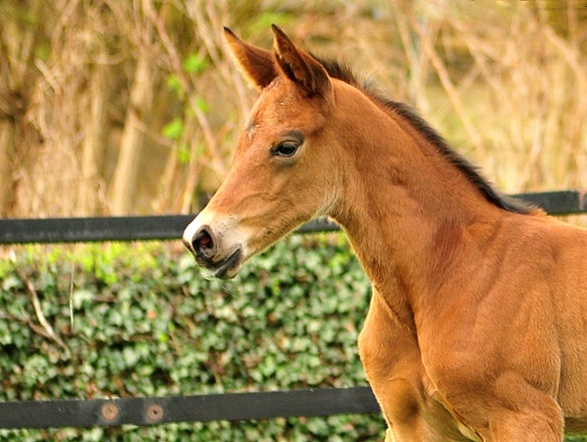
[315,56,534,216]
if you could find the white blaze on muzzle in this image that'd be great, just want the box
[182,210,250,279]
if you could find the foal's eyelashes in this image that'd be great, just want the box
[272,142,299,157]
[270,130,305,158]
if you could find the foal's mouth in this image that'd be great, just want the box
[207,248,242,279]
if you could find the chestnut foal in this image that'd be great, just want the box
[183,26,587,441]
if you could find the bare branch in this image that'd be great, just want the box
[24,278,69,352]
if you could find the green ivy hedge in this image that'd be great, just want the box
[0,235,387,441]
[2,236,586,442]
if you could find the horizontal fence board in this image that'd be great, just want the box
[0,215,195,245]
[0,191,585,245]
[512,190,586,215]
[0,387,379,429]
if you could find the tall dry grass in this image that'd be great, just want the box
[0,0,586,217]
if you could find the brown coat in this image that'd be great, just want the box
[183,26,587,441]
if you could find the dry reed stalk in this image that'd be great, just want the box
[150,0,245,212]
[433,2,587,194]
[78,46,109,216]
[109,50,154,215]
[399,0,486,163]
[391,1,433,114]
[178,0,255,211]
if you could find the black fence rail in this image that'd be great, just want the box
[0,190,585,430]
[0,387,379,429]
[1,191,585,245]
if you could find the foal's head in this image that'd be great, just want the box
[183,26,344,278]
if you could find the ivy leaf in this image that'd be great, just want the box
[2,275,21,291]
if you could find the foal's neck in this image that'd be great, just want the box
[329,89,504,325]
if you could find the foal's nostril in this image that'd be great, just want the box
[196,230,213,249]
[193,225,216,259]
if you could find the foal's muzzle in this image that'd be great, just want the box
[182,222,243,279]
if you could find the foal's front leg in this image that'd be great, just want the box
[358,292,434,441]
[378,378,432,441]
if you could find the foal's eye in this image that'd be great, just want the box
[271,131,304,159]
[272,142,299,158]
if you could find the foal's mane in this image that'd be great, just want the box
[316,57,534,216]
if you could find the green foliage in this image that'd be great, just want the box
[193,96,208,114]
[248,11,292,34]
[182,53,208,75]
[165,74,183,95]
[177,143,191,164]
[0,236,387,441]
[162,118,184,141]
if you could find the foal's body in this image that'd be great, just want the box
[356,197,587,440]
[329,81,587,440]
[183,26,587,441]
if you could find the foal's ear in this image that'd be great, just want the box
[271,25,332,98]
[224,27,278,90]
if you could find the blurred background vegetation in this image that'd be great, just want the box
[2,2,587,440]
[1,0,586,218]
[0,236,387,441]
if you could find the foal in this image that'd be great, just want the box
[183,26,587,441]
